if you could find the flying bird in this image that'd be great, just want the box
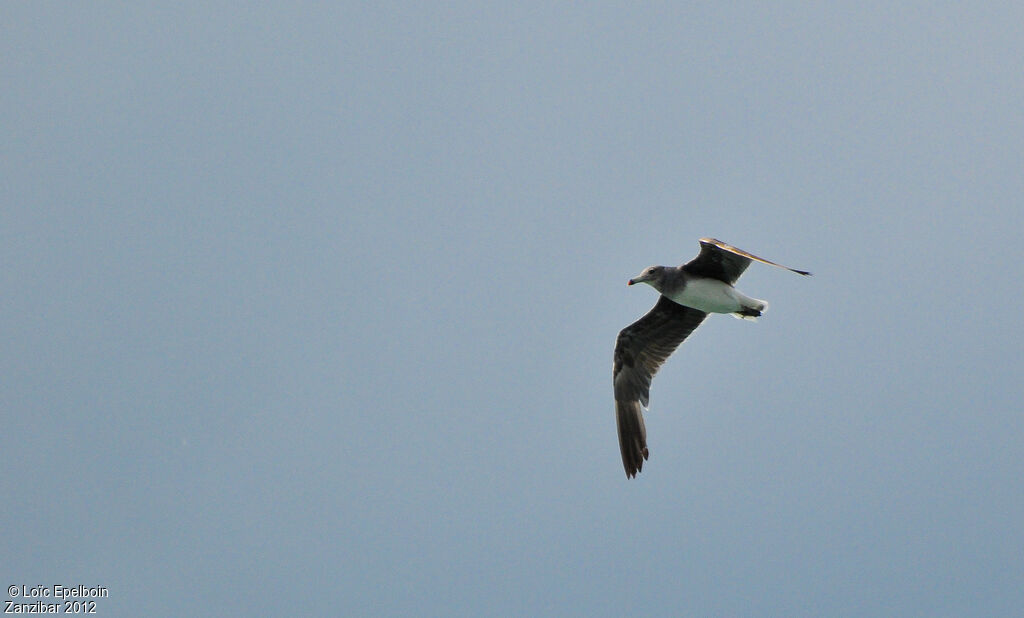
[614,237,811,478]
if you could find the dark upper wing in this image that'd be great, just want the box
[683,237,811,284]
[613,295,708,478]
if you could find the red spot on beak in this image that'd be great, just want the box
[627,279,635,286]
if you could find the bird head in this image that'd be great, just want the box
[628,265,666,291]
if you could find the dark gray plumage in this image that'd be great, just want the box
[614,297,707,477]
[614,238,810,478]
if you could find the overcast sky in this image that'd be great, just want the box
[3,3,1023,616]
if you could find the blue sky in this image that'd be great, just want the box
[3,3,1023,616]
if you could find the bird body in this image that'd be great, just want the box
[634,268,767,318]
[614,238,810,478]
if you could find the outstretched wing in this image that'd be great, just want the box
[683,237,811,284]
[613,296,708,478]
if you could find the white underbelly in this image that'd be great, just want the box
[668,277,749,314]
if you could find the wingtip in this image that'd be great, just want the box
[617,399,650,479]
[622,446,649,479]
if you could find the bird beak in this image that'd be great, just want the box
[627,279,635,286]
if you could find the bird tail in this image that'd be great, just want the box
[733,298,768,321]
[616,400,649,478]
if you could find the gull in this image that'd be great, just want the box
[614,238,811,478]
